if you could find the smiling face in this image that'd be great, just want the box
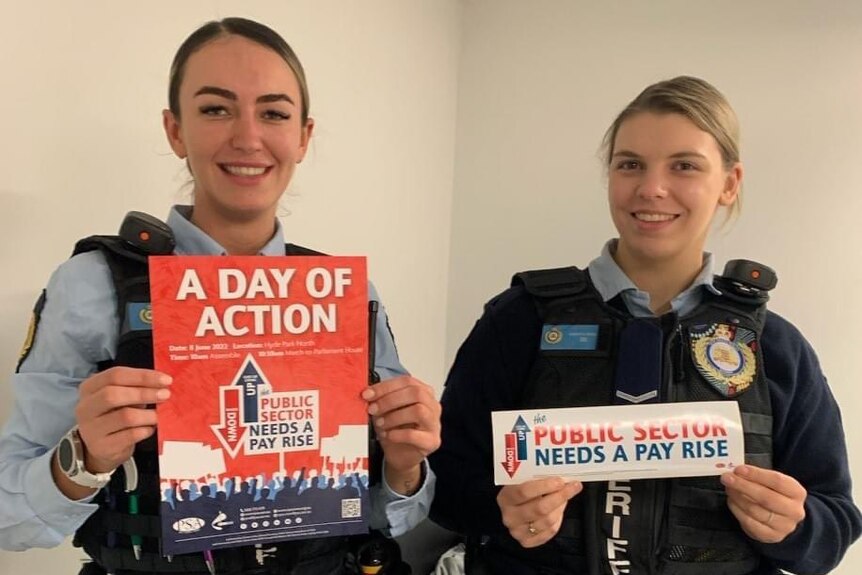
[163,34,313,230]
[608,112,741,275]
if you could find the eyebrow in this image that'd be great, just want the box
[193,86,295,106]
[612,150,708,160]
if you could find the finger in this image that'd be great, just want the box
[105,425,157,448]
[727,498,785,544]
[725,490,769,522]
[726,482,805,545]
[79,367,172,396]
[512,497,572,548]
[78,407,160,457]
[84,426,158,471]
[725,483,804,533]
[366,383,438,418]
[517,521,551,548]
[373,403,439,433]
[360,375,417,398]
[498,479,582,539]
[362,376,435,403]
[497,477,569,506]
[519,517,561,548]
[379,427,440,454]
[530,479,583,517]
[723,481,784,525]
[563,479,584,499]
[500,498,549,533]
[730,465,807,500]
[87,406,160,437]
[77,384,172,421]
[721,471,805,519]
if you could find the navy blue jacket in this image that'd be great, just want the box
[430,285,861,574]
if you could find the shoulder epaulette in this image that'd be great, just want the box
[511,266,587,298]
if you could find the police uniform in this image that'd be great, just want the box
[429,240,861,575]
[0,206,434,574]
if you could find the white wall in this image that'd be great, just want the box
[448,1,862,573]
[3,0,862,573]
[0,0,460,572]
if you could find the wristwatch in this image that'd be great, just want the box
[56,427,114,489]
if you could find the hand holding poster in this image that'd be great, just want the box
[150,256,369,555]
[492,401,744,485]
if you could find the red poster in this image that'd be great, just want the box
[150,256,369,555]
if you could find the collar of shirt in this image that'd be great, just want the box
[167,205,287,256]
[586,239,721,318]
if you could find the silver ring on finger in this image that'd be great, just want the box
[527,521,538,535]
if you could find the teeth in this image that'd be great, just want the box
[635,212,675,222]
[224,165,266,176]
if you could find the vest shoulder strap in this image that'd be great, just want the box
[285,242,327,256]
[72,235,152,369]
[72,235,150,303]
[74,211,176,262]
[73,235,149,265]
[511,266,588,298]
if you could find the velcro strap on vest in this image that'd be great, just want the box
[744,453,772,468]
[671,524,751,549]
[740,412,771,436]
[98,546,213,573]
[672,485,726,510]
[101,509,161,538]
[661,554,761,575]
[512,267,587,298]
[556,515,586,542]
[741,412,773,468]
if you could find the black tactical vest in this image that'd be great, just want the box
[473,266,775,575]
[69,234,403,575]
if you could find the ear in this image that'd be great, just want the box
[719,162,743,206]
[162,109,187,159]
[296,117,315,164]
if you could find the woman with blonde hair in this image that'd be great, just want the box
[430,76,860,574]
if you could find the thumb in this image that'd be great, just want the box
[564,480,583,500]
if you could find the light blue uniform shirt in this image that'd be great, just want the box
[587,239,721,318]
[0,206,433,551]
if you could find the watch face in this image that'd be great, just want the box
[58,436,74,472]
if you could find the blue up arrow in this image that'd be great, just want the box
[512,416,530,461]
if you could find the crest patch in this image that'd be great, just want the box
[690,323,757,397]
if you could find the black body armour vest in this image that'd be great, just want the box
[69,234,403,575]
[475,266,775,575]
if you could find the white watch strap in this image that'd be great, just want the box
[61,427,115,488]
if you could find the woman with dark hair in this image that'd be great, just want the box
[0,17,440,575]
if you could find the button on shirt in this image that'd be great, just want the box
[0,205,433,551]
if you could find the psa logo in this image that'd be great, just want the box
[172,517,205,534]
[501,416,531,478]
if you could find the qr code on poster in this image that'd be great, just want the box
[341,498,362,519]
